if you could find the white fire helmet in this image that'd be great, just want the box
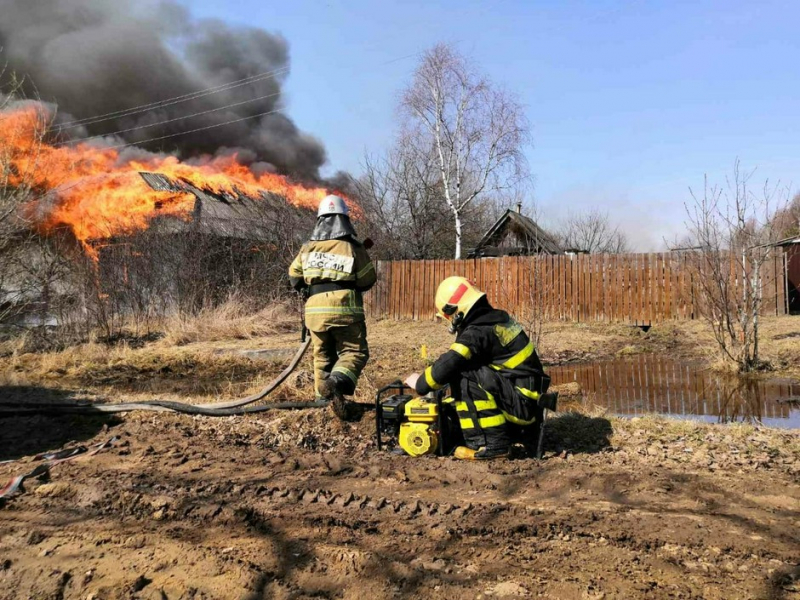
[318,194,349,217]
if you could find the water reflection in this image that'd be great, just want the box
[549,355,800,429]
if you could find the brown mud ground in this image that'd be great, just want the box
[1,317,799,599]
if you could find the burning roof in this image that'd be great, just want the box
[2,103,353,258]
[138,171,303,240]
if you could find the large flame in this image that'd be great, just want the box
[1,104,352,255]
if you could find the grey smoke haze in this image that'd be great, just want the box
[0,0,328,180]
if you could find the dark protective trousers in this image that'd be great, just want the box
[309,321,369,397]
[453,375,510,452]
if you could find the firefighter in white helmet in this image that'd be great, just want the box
[289,195,376,419]
[406,276,550,459]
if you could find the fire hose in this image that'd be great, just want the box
[0,337,319,417]
[0,241,379,419]
[0,292,326,417]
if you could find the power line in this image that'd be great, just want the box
[103,107,282,151]
[54,66,290,130]
[61,90,283,145]
[54,45,429,155]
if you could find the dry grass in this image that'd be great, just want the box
[161,297,299,346]
[1,312,798,408]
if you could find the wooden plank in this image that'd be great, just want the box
[636,253,643,324]
[419,259,427,320]
[381,261,387,319]
[586,253,593,321]
[425,259,432,320]
[628,254,637,325]
[644,253,652,324]
[617,254,626,323]
[777,248,787,315]
[619,254,628,323]
[588,253,595,321]
[561,256,568,321]
[679,253,688,320]
[514,257,520,314]
[589,254,592,321]
[604,255,612,322]
[647,253,655,324]
[514,256,524,320]
[397,260,403,320]
[676,253,685,320]
[416,260,423,320]
[608,255,616,322]
[398,260,404,320]
[543,255,551,321]
[595,254,603,322]
[411,260,419,321]
[405,260,413,319]
[380,260,389,318]
[434,258,441,318]
[398,260,405,319]
[576,254,584,322]
[640,253,647,324]
[662,252,669,320]
[572,254,580,322]
[632,254,639,324]
[427,260,434,320]
[574,254,582,322]
[554,255,562,320]
[611,254,619,322]
[586,256,592,322]
[388,261,396,320]
[551,255,558,320]
[645,253,652,324]
[564,255,571,321]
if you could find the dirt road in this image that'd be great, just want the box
[1,407,798,600]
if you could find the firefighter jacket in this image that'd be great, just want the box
[415,300,550,428]
[289,237,376,332]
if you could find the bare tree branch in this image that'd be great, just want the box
[556,208,631,254]
[682,159,792,372]
[401,44,530,258]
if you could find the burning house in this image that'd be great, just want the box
[0,104,346,327]
[85,171,322,318]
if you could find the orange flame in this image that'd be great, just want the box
[1,104,354,256]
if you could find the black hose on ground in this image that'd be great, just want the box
[0,338,333,417]
[0,399,331,417]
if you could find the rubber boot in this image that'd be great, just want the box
[320,373,360,421]
[453,446,509,460]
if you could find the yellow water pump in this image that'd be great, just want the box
[397,398,439,457]
[376,385,453,458]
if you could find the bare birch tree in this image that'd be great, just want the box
[401,44,530,259]
[683,160,791,372]
[557,208,630,254]
[355,139,452,259]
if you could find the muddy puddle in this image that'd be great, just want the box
[550,355,800,428]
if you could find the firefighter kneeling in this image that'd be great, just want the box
[406,277,550,460]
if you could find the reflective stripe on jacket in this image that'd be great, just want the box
[289,238,376,332]
[415,301,549,425]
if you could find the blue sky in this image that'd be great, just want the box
[189,0,799,249]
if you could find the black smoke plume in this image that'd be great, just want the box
[0,0,328,180]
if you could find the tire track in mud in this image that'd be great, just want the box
[87,472,796,568]
[230,484,798,575]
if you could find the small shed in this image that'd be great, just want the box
[468,204,562,258]
[774,235,800,314]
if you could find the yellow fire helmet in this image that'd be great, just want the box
[434,276,486,324]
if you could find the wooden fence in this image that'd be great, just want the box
[364,250,788,325]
